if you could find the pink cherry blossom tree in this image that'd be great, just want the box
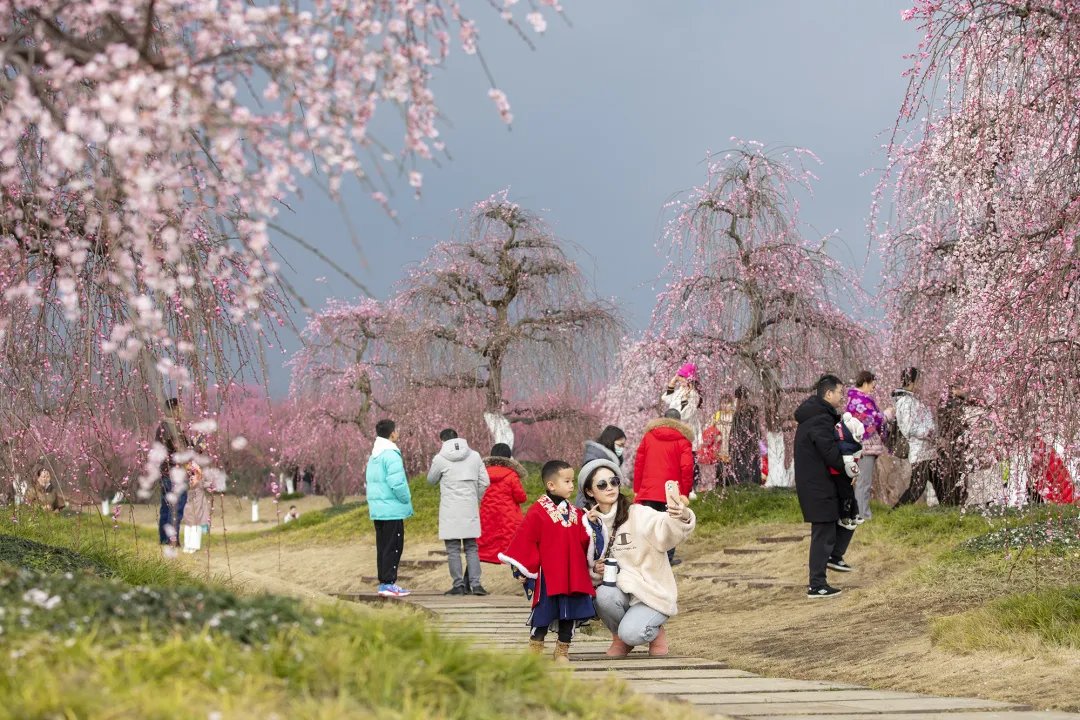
[641,143,870,485]
[880,1,1080,484]
[1,0,568,494]
[394,193,621,447]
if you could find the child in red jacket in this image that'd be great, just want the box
[478,444,529,564]
[500,460,595,663]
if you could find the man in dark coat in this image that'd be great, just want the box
[794,374,857,598]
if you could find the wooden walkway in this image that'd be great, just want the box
[338,592,1079,720]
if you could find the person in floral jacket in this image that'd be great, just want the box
[846,371,886,520]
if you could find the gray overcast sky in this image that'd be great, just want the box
[265,2,917,395]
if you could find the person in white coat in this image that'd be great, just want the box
[579,459,695,658]
[427,428,491,595]
[892,367,946,506]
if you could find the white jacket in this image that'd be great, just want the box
[427,438,490,540]
[591,503,695,617]
[895,391,936,464]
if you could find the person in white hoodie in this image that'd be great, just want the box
[577,458,695,658]
[427,428,491,595]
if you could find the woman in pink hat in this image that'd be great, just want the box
[662,362,704,448]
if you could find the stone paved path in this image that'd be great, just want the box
[338,592,1079,719]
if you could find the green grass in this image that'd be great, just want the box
[931,585,1080,653]
[0,535,114,577]
[2,507,203,587]
[0,604,674,720]
[0,506,693,720]
[689,486,803,536]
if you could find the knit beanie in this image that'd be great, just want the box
[677,362,698,380]
[574,458,625,509]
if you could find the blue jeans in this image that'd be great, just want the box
[595,585,669,646]
[159,491,188,545]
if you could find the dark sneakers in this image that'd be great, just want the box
[807,585,842,599]
[444,585,467,595]
[469,585,489,596]
[827,559,854,572]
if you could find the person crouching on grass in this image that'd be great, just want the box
[500,460,595,664]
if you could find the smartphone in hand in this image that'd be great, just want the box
[664,480,681,507]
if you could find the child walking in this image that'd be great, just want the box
[500,460,595,663]
[180,460,211,553]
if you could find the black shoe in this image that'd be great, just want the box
[669,557,683,567]
[807,585,842,599]
[469,584,489,596]
[444,585,467,595]
[827,559,854,572]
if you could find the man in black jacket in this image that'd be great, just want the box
[794,374,858,599]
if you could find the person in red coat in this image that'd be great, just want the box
[633,409,695,565]
[634,409,695,504]
[478,443,529,564]
[500,460,595,663]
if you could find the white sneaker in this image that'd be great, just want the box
[855,515,867,525]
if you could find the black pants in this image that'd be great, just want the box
[894,459,965,507]
[374,519,405,585]
[641,500,676,562]
[531,619,574,643]
[809,521,854,589]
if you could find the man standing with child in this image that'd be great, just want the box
[794,374,861,599]
[428,428,491,595]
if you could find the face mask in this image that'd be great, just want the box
[614,446,624,459]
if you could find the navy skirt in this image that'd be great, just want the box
[529,575,595,629]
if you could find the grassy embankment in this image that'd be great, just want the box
[0,508,696,720]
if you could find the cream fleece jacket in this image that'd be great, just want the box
[607,504,695,617]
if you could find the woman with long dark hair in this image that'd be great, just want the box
[578,458,695,657]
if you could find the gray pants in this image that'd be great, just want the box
[594,585,669,646]
[445,538,481,589]
[855,454,877,519]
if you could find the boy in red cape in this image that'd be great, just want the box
[499,460,595,663]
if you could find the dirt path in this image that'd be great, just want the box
[668,528,1080,713]
[180,521,1080,715]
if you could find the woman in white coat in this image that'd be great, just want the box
[892,367,945,506]
[578,458,695,657]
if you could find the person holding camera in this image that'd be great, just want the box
[579,458,695,658]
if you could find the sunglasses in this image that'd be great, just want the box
[593,477,622,490]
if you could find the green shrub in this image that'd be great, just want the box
[0,535,113,577]
[0,564,314,645]
[962,515,1080,552]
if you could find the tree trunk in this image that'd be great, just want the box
[764,430,793,488]
[483,412,515,449]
